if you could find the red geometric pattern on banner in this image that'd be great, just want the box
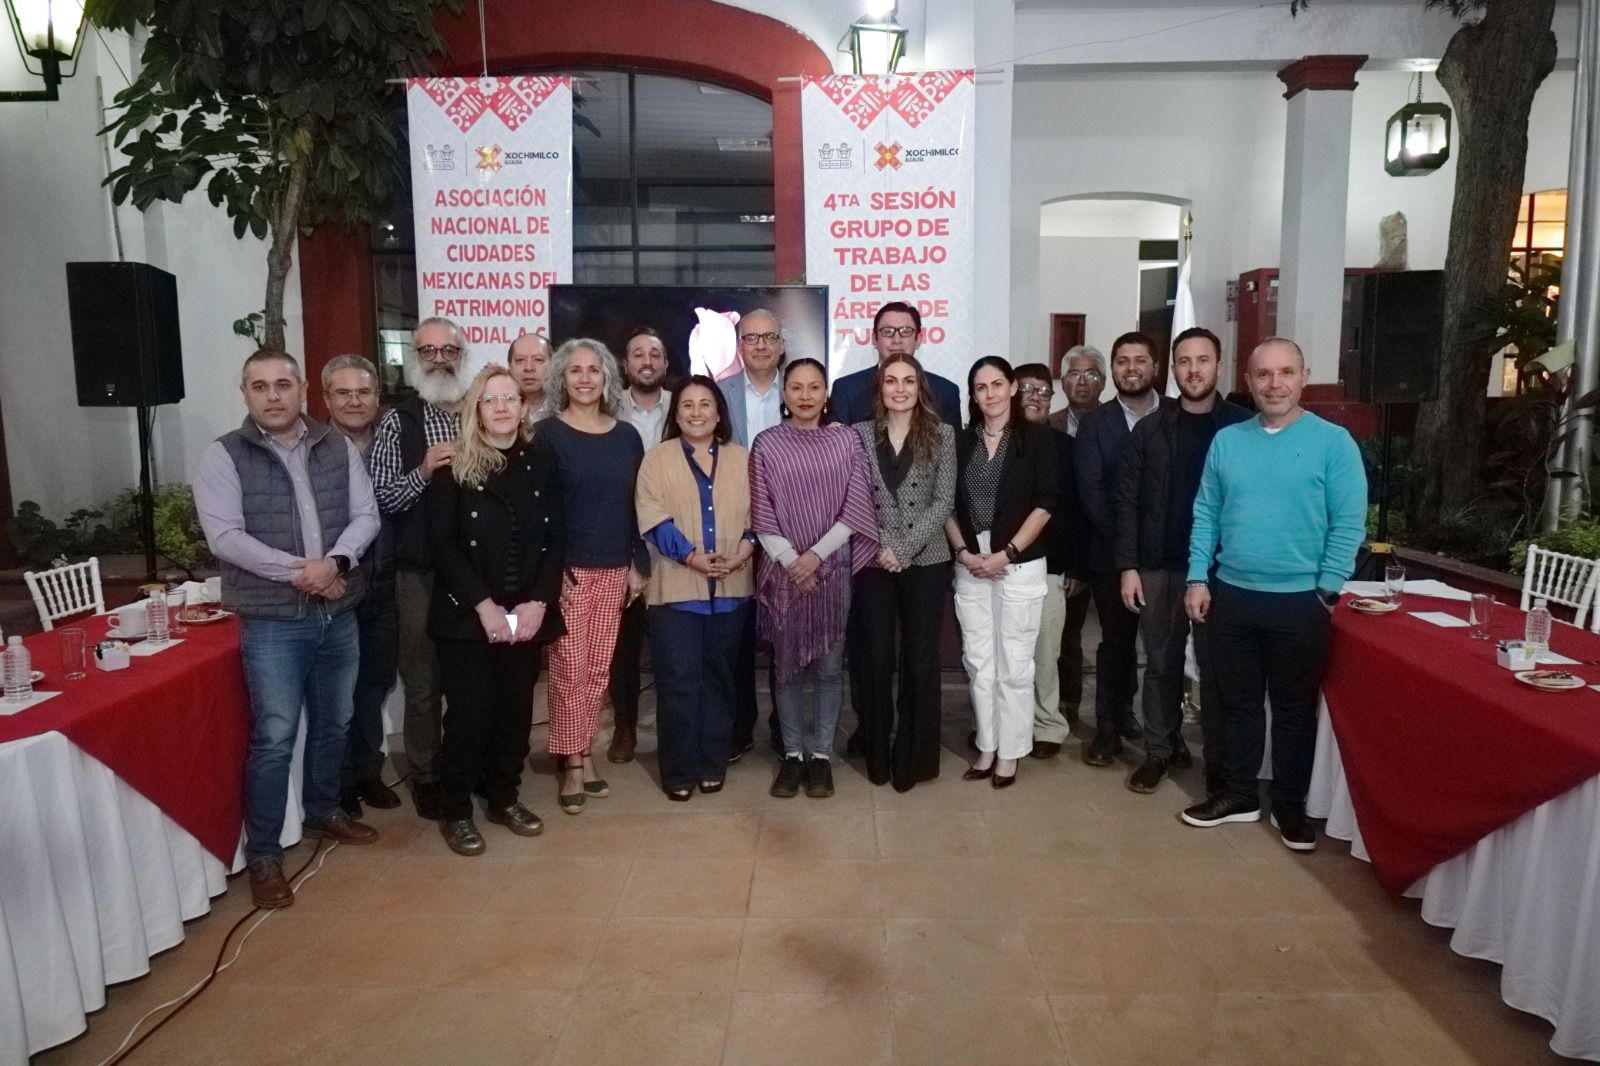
[802,71,975,131]
[411,76,567,133]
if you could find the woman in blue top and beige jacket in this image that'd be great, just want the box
[851,353,957,792]
[636,375,756,800]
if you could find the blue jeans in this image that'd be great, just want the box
[774,633,847,758]
[239,607,360,864]
[650,603,747,791]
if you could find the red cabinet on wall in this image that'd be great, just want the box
[1233,267,1381,395]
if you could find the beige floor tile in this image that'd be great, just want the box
[615,857,754,917]
[1160,918,1354,996]
[394,988,571,1066]
[583,917,745,994]
[361,854,517,916]
[737,918,889,994]
[289,913,464,989]
[519,810,651,858]
[550,991,733,1066]
[863,860,1031,919]
[479,856,632,918]
[210,986,423,1064]
[1362,992,1573,1066]
[1024,918,1198,996]
[431,915,604,989]
[757,808,880,859]
[634,810,764,858]
[886,919,1044,995]
[892,993,1067,1065]
[723,992,892,1065]
[748,859,880,917]
[874,810,992,860]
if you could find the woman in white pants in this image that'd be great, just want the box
[946,357,1060,788]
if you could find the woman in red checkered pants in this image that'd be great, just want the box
[533,339,650,814]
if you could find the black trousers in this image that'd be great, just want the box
[731,606,779,749]
[1056,582,1091,717]
[609,595,648,730]
[436,637,541,822]
[854,564,946,787]
[1089,570,1140,736]
[651,603,747,790]
[343,583,398,790]
[1208,581,1332,814]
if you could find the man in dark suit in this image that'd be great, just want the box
[829,302,962,428]
[1075,331,1162,767]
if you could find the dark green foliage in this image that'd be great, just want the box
[87,0,458,347]
[7,486,216,570]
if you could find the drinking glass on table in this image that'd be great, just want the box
[60,626,87,679]
[1384,563,1406,605]
[1469,593,1494,640]
[167,589,188,635]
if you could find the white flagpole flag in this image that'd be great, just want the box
[1168,253,1196,398]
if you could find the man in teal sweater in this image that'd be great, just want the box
[1178,337,1367,851]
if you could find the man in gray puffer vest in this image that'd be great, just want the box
[195,349,383,909]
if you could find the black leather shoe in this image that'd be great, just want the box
[303,810,379,845]
[357,779,402,809]
[1029,741,1062,760]
[962,761,994,781]
[1126,757,1167,794]
[1168,736,1194,769]
[412,781,442,821]
[1271,809,1318,852]
[770,755,805,798]
[440,818,486,856]
[728,738,755,764]
[1118,718,1141,742]
[485,802,544,837]
[338,788,363,819]
[1083,731,1121,767]
[1181,792,1262,828]
[805,757,835,798]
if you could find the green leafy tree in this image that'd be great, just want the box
[1295,0,1559,529]
[86,0,459,351]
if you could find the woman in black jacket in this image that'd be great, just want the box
[945,356,1059,788]
[427,364,565,856]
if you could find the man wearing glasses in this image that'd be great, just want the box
[322,354,403,819]
[829,302,962,428]
[368,317,469,820]
[1050,345,1108,438]
[719,307,787,447]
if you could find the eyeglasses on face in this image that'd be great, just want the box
[417,344,462,361]
[330,388,375,402]
[740,331,781,346]
[876,325,918,339]
[479,393,521,408]
[1019,384,1053,398]
[1064,369,1104,381]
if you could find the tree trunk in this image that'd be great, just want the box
[262,156,310,353]
[1409,0,1558,527]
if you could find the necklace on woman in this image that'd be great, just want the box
[888,429,908,451]
[981,423,1004,440]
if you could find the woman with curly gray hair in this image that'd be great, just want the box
[533,339,650,813]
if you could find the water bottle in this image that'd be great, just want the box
[1524,597,1552,658]
[3,635,33,702]
[146,588,171,646]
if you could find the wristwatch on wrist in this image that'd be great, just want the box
[1317,589,1340,607]
[333,554,352,576]
[1185,579,1207,589]
[1003,542,1020,563]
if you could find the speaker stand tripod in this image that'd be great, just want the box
[135,404,159,582]
[1375,401,1395,544]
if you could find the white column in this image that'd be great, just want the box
[1276,56,1366,385]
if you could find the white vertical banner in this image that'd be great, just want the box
[406,76,573,367]
[802,71,975,388]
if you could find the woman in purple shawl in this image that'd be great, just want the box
[750,358,878,800]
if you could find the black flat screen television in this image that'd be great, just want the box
[547,284,830,383]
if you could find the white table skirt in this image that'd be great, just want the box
[1309,698,1600,1062]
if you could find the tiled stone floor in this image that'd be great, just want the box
[33,680,1572,1065]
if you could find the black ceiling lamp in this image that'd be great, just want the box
[1,0,87,103]
[1385,71,1452,177]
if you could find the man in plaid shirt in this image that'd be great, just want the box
[368,317,468,819]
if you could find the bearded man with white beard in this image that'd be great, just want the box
[369,317,470,819]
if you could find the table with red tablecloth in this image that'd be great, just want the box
[1313,593,1600,1062]
[0,614,253,1064]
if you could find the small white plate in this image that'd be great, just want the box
[176,608,231,625]
[105,628,145,640]
[1514,670,1587,692]
[1349,598,1400,615]
[29,670,44,684]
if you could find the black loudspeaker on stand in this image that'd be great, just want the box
[65,262,186,581]
[1342,270,1445,544]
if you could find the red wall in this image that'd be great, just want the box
[298,0,832,416]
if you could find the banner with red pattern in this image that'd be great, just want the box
[407,76,572,355]
[802,72,975,387]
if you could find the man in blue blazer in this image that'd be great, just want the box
[828,302,963,429]
[1076,331,1163,767]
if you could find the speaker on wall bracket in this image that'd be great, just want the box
[65,261,187,581]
